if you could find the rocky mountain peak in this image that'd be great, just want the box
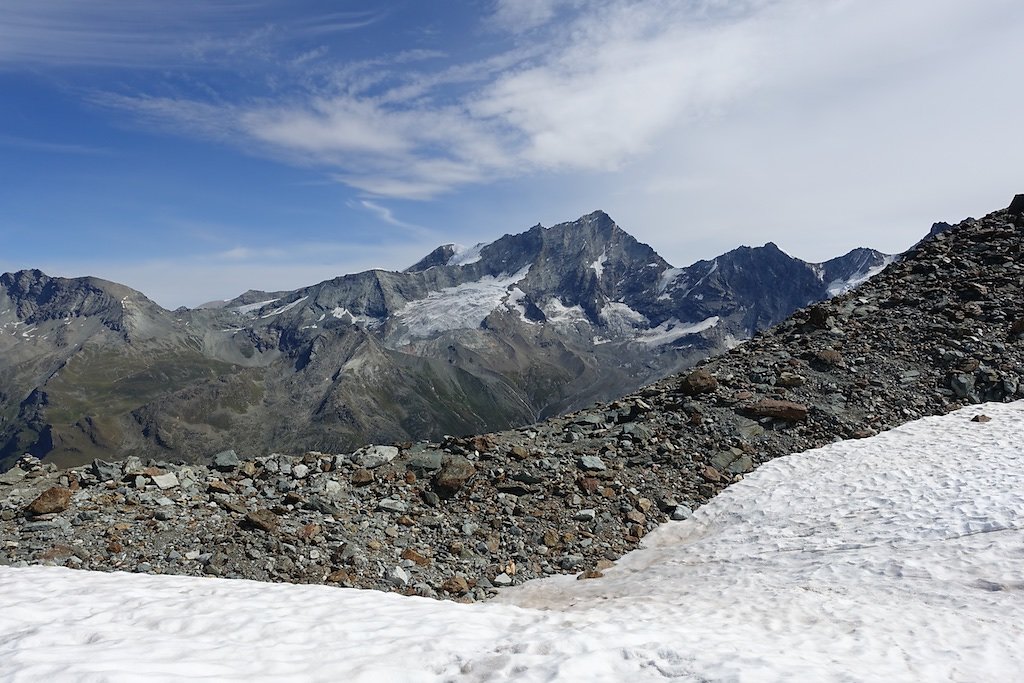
[1008,193,1024,216]
[0,269,142,325]
[405,244,461,273]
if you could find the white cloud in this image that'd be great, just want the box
[354,200,427,234]
[15,0,1024,270]
[489,0,577,32]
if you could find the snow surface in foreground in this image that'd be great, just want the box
[2,402,1024,682]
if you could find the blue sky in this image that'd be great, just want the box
[2,0,1023,307]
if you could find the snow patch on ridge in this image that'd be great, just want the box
[635,316,720,345]
[449,243,486,266]
[827,255,896,297]
[657,267,683,294]
[232,299,279,315]
[590,250,607,278]
[542,298,589,328]
[258,296,305,321]
[599,302,648,335]
[503,287,536,325]
[331,307,381,328]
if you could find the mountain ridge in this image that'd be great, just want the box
[0,210,890,469]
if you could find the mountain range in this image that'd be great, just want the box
[0,211,891,470]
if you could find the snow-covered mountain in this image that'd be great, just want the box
[0,211,890,468]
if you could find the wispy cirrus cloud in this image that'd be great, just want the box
[0,0,383,68]
[351,200,428,234]
[0,134,112,156]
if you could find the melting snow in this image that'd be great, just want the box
[2,403,1023,680]
[395,266,530,340]
[598,302,648,334]
[449,242,486,266]
[656,267,683,294]
[231,299,279,315]
[503,287,536,325]
[589,250,607,278]
[827,255,896,297]
[677,259,719,298]
[635,316,720,345]
[331,307,381,328]
[541,297,589,327]
[259,297,308,319]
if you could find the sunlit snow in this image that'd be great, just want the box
[541,297,589,328]
[634,315,720,345]
[231,298,279,315]
[598,301,648,334]
[504,287,536,324]
[2,402,1022,680]
[589,250,607,278]
[656,266,684,294]
[826,255,897,297]
[449,243,486,266]
[259,297,308,318]
[330,307,381,328]
[394,266,530,341]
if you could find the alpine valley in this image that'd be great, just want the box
[0,211,891,470]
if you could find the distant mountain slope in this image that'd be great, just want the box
[0,212,890,469]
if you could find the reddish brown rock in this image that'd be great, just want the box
[972,414,992,423]
[208,480,235,494]
[25,487,72,516]
[327,569,351,584]
[401,548,431,566]
[679,368,718,396]
[468,435,495,453]
[814,349,845,367]
[746,399,809,421]
[701,465,722,483]
[297,523,321,540]
[433,457,476,498]
[350,468,374,486]
[243,509,278,533]
[441,575,469,595]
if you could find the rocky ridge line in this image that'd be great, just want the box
[1,198,1022,601]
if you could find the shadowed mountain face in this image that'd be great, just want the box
[0,212,890,470]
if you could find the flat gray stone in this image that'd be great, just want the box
[212,450,241,470]
[151,473,179,490]
[354,446,399,469]
[577,455,606,471]
[0,468,26,486]
[671,505,693,521]
[378,498,408,513]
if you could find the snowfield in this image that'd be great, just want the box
[394,266,531,341]
[2,402,1023,681]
